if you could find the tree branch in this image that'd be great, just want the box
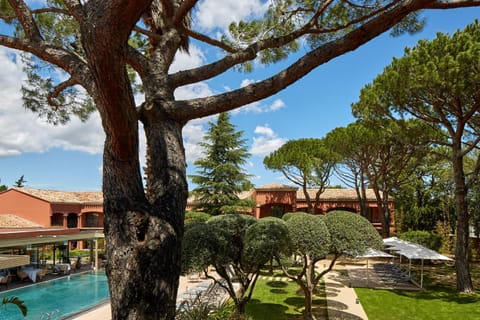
[170,22,315,87]
[169,0,396,88]
[0,35,95,95]
[171,0,438,120]
[62,0,85,21]
[314,255,339,284]
[183,28,237,53]
[8,0,43,41]
[126,45,149,78]
[426,0,480,9]
[174,0,197,26]
[46,77,80,107]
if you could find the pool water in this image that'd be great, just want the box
[0,272,109,320]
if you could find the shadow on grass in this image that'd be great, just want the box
[247,299,294,319]
[248,296,327,320]
[267,280,289,288]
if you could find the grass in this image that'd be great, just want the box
[243,261,480,319]
[356,287,480,320]
[355,260,480,320]
[246,274,328,320]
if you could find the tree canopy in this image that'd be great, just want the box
[1,1,480,318]
[352,21,480,293]
[13,175,26,188]
[280,210,382,320]
[182,214,289,314]
[264,138,338,213]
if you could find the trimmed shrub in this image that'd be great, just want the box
[282,211,308,222]
[184,211,211,226]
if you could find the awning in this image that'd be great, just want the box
[383,237,453,288]
[356,248,394,259]
[355,248,394,287]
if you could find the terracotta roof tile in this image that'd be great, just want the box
[13,188,103,204]
[296,188,378,201]
[254,184,298,191]
[0,214,43,228]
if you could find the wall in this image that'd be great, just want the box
[0,189,52,226]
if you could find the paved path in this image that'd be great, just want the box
[324,271,368,320]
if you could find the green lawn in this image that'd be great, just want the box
[356,287,480,320]
[246,277,327,320]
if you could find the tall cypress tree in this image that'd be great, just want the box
[190,112,253,215]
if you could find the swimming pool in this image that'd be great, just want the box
[0,272,109,320]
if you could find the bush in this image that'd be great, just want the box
[184,211,211,226]
[176,301,251,320]
[282,211,307,221]
[69,249,90,257]
[399,230,442,251]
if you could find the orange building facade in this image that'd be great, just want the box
[0,188,104,249]
[1,184,394,238]
[188,184,395,233]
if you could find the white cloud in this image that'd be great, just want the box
[175,82,214,100]
[195,0,269,32]
[240,79,255,87]
[0,48,104,158]
[183,119,209,163]
[169,44,206,73]
[250,125,287,156]
[254,125,275,137]
[232,98,286,114]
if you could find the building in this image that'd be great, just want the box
[0,188,103,249]
[0,184,394,255]
[187,183,395,233]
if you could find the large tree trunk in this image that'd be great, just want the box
[452,146,474,293]
[80,5,187,318]
[103,112,187,319]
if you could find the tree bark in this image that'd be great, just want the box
[102,111,187,319]
[303,288,315,320]
[452,144,474,293]
[80,5,187,317]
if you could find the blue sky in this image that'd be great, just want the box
[0,3,479,191]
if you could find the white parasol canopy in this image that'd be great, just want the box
[355,248,394,287]
[383,237,453,288]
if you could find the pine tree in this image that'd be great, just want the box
[190,113,253,215]
[14,175,27,188]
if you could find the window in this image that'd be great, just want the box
[271,205,285,218]
[84,213,99,227]
[67,213,78,228]
[51,213,63,227]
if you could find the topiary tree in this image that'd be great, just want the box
[280,212,330,320]
[182,214,289,315]
[184,211,211,226]
[282,212,304,222]
[324,210,383,259]
[280,210,382,320]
